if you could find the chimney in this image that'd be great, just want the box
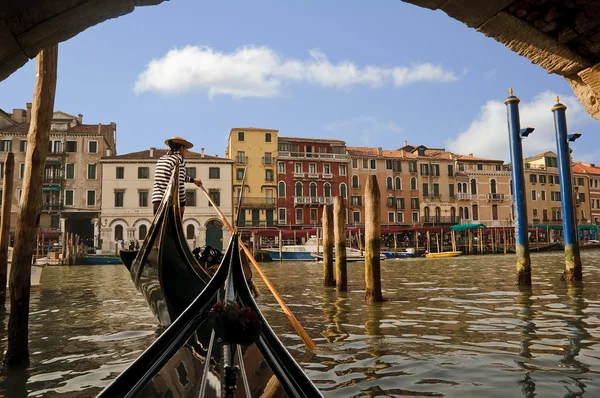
[106,148,113,156]
[26,103,32,122]
[201,148,205,158]
[98,123,102,134]
[150,147,155,157]
[591,163,596,167]
[11,109,25,123]
[469,153,473,157]
[77,113,83,124]
[404,140,408,147]
[377,147,382,157]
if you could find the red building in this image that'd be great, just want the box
[277,137,349,227]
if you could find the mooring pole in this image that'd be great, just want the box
[322,204,335,286]
[0,152,15,305]
[552,96,582,281]
[333,196,347,291]
[505,88,532,286]
[364,175,383,303]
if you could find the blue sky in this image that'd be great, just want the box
[1,0,598,162]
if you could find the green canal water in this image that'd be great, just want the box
[1,252,600,397]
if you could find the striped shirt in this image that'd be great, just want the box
[152,153,194,205]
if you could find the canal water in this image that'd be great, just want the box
[1,252,600,397]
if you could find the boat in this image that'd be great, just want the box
[580,240,600,250]
[382,248,417,258]
[6,247,45,288]
[310,249,387,262]
[266,236,320,260]
[99,165,322,397]
[425,251,462,258]
[78,254,122,265]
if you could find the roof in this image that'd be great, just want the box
[106,148,229,161]
[279,136,346,145]
[573,162,600,176]
[455,154,504,163]
[53,111,77,120]
[229,127,279,132]
[526,151,557,160]
[0,122,115,135]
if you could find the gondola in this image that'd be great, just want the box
[98,165,322,397]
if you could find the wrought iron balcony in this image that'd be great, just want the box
[262,157,274,165]
[235,156,247,165]
[294,196,334,205]
[233,196,276,208]
[457,193,471,200]
[41,204,63,212]
[485,193,506,201]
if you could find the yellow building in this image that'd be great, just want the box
[226,127,279,227]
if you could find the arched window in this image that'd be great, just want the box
[395,177,401,190]
[410,177,417,190]
[471,179,477,195]
[186,224,195,240]
[386,177,393,190]
[492,204,499,220]
[451,207,456,222]
[310,182,317,197]
[490,179,497,194]
[424,206,430,221]
[464,207,469,220]
[472,204,479,221]
[295,182,303,197]
[463,183,467,193]
[459,207,464,219]
[114,224,123,241]
[435,206,441,222]
[340,183,347,199]
[324,183,331,197]
[278,181,285,197]
[352,175,359,189]
[138,224,148,240]
[457,183,462,193]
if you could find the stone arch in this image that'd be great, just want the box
[108,218,129,228]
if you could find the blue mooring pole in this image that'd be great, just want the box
[552,96,582,282]
[505,88,532,286]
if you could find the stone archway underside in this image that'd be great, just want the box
[2,0,600,122]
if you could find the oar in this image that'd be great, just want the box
[199,185,317,350]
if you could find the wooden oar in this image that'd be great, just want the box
[199,185,316,350]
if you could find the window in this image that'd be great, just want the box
[309,164,316,174]
[0,163,3,179]
[422,183,429,197]
[386,177,393,190]
[88,140,98,153]
[323,164,330,175]
[139,225,148,240]
[339,164,347,176]
[393,160,401,172]
[139,191,149,207]
[295,163,302,174]
[397,198,405,209]
[19,163,25,179]
[410,177,417,190]
[116,167,124,179]
[50,215,60,229]
[370,159,376,169]
[530,174,537,183]
[295,182,303,197]
[362,159,369,169]
[448,164,454,176]
[340,183,347,199]
[208,189,220,206]
[578,177,584,186]
[278,182,286,197]
[539,175,546,184]
[264,152,273,165]
[65,141,77,152]
[409,161,417,173]
[449,184,455,198]
[541,191,546,201]
[278,208,286,223]
[114,191,124,207]
[490,179,497,194]
[265,132,272,142]
[395,177,401,190]
[532,208,538,218]
[353,211,361,223]
[431,164,440,176]
[310,182,317,197]
[352,159,358,169]
[412,212,419,222]
[397,212,404,223]
[472,204,479,221]
[278,162,285,174]
[265,169,274,182]
[352,175,359,189]
[420,164,429,176]
[546,157,558,168]
[464,207,469,219]
[411,198,419,209]
[386,160,393,170]
[351,196,362,206]
[65,190,74,206]
[578,193,585,203]
[296,209,303,224]
[88,164,97,180]
[87,190,96,206]
[470,179,477,195]
[0,140,11,152]
[236,168,245,180]
[186,190,197,206]
[19,140,26,152]
[138,167,149,179]
[543,209,548,221]
[433,183,439,197]
[458,163,465,171]
[310,209,318,224]
[115,225,123,241]
[238,131,245,141]
[66,163,75,179]
[183,167,196,179]
[418,148,425,156]
[531,190,537,201]
[551,191,561,201]
[388,212,394,223]
[324,183,331,197]
[186,224,195,240]
[477,164,483,171]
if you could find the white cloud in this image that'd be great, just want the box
[134,45,459,98]
[325,116,402,145]
[446,91,590,161]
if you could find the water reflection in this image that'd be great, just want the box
[560,283,590,372]
[320,289,349,343]
[515,287,536,397]
[364,302,383,338]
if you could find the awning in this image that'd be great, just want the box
[42,186,60,191]
[451,223,487,232]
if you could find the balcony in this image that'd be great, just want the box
[421,216,460,224]
[294,196,334,205]
[233,196,276,208]
[43,177,63,185]
[485,193,506,201]
[41,204,63,212]
[307,172,319,179]
[235,156,247,165]
[46,151,66,163]
[322,173,333,179]
[293,172,305,178]
[422,194,442,202]
[278,151,349,161]
[457,193,471,200]
[262,157,274,166]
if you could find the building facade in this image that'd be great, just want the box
[0,106,115,248]
[226,128,278,228]
[573,162,600,225]
[99,148,233,253]
[278,137,349,227]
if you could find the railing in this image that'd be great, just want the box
[236,221,277,228]
[421,216,460,224]
[43,177,63,184]
[235,156,247,164]
[294,196,334,205]
[293,172,305,178]
[322,173,333,179]
[422,194,442,202]
[484,193,506,201]
[457,193,471,200]
[233,196,276,207]
[461,219,512,227]
[278,151,348,161]
[525,163,546,170]
[262,157,273,165]
[307,172,319,178]
[41,204,63,211]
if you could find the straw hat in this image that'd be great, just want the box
[164,136,194,149]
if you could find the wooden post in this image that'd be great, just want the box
[535,227,539,250]
[364,175,383,303]
[278,230,282,263]
[251,232,256,257]
[357,230,363,253]
[61,232,66,264]
[333,197,347,291]
[316,228,320,255]
[436,233,441,253]
[504,228,507,254]
[75,234,80,263]
[426,230,431,253]
[69,233,75,266]
[468,230,473,255]
[451,230,457,252]
[415,231,419,254]
[0,152,15,305]
[393,233,397,257]
[322,204,334,286]
[41,234,45,259]
[479,228,483,255]
[5,44,58,368]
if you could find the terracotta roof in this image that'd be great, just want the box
[1,123,29,133]
[455,154,504,163]
[526,151,557,160]
[106,148,229,161]
[0,122,115,135]
[230,127,279,132]
[346,146,417,159]
[279,136,346,145]
[573,162,600,175]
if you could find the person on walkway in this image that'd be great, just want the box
[152,136,202,216]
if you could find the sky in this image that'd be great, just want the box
[1,0,599,163]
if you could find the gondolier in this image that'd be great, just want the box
[152,136,202,216]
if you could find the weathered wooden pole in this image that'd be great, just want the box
[426,230,431,253]
[5,44,58,368]
[393,233,397,256]
[504,228,507,254]
[0,152,15,305]
[322,204,335,286]
[61,233,66,264]
[278,230,282,263]
[251,232,256,257]
[333,196,347,291]
[69,232,75,265]
[364,175,383,303]
[316,228,320,255]
[41,234,45,258]
[75,234,80,263]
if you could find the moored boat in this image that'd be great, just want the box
[266,236,319,260]
[425,251,462,258]
[382,248,416,258]
[6,247,45,288]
